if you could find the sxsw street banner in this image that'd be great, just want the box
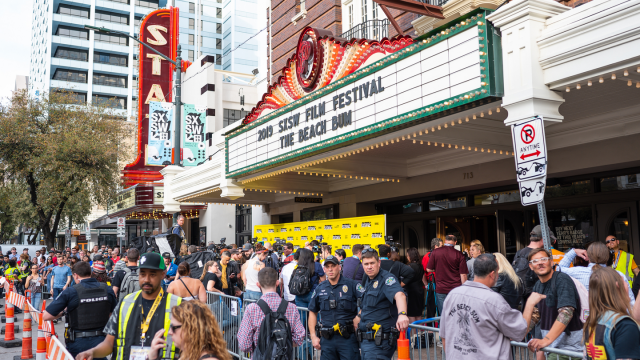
[253,214,386,257]
[182,104,207,166]
[146,101,174,166]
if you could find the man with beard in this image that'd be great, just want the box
[75,253,182,360]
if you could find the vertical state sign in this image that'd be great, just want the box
[147,101,174,165]
[121,7,179,186]
[182,104,207,166]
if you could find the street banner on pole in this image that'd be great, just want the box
[146,101,174,166]
[117,217,126,238]
[182,104,207,166]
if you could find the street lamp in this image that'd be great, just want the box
[84,25,183,167]
[85,25,183,226]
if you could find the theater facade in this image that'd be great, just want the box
[163,0,640,262]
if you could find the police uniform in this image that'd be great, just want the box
[308,256,363,360]
[358,268,404,360]
[45,277,117,359]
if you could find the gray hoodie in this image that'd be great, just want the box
[440,281,528,359]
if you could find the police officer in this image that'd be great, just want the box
[43,261,117,360]
[308,255,362,360]
[357,248,409,360]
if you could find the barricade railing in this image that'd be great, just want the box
[210,292,584,360]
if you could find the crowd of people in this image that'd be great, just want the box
[0,222,639,360]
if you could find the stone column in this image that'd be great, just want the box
[160,165,186,214]
[487,0,569,126]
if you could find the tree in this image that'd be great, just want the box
[0,90,131,249]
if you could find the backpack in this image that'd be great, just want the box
[512,247,538,295]
[119,267,141,299]
[555,270,589,323]
[253,299,294,360]
[288,265,311,296]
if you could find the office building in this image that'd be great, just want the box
[221,0,267,75]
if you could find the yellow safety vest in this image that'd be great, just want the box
[613,250,635,287]
[5,267,18,281]
[115,290,182,360]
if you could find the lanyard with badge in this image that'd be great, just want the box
[129,289,164,360]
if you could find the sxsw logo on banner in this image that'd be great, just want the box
[182,104,207,166]
[147,102,174,166]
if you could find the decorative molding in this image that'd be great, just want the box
[291,5,308,26]
[412,0,505,35]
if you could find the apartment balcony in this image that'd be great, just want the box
[412,0,503,35]
[53,13,91,27]
[341,19,389,41]
[52,35,90,48]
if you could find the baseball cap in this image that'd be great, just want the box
[162,252,171,259]
[139,252,166,271]
[323,255,340,266]
[531,225,557,241]
[242,243,253,251]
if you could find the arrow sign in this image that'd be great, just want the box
[520,150,541,160]
[511,116,548,181]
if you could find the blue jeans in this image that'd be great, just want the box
[295,291,313,360]
[53,287,64,300]
[435,293,447,315]
[244,290,262,301]
[32,292,42,312]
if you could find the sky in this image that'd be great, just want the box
[0,0,33,102]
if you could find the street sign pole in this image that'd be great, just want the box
[537,200,552,251]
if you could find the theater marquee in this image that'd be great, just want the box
[226,9,502,178]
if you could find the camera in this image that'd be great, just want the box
[273,238,286,253]
[384,236,401,253]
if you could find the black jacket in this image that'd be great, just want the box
[380,259,416,285]
[225,260,240,289]
[491,273,523,310]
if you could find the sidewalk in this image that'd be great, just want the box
[0,298,67,359]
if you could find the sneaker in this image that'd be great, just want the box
[436,340,443,348]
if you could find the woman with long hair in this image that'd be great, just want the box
[294,248,325,308]
[583,266,640,359]
[148,300,231,360]
[200,260,223,293]
[167,262,206,302]
[25,264,43,310]
[491,253,522,309]
[405,247,425,323]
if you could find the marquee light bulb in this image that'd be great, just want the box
[576,84,581,90]
[599,77,604,83]
[611,73,616,80]
[588,80,592,86]
[566,87,570,92]
[628,80,633,86]
[624,70,629,76]
[637,82,640,88]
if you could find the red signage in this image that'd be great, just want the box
[122,7,179,187]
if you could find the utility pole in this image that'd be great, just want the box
[68,216,72,250]
[85,25,183,226]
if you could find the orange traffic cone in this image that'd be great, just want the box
[36,312,46,360]
[397,331,410,360]
[0,282,22,348]
[20,291,33,359]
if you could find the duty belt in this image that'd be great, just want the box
[316,322,355,340]
[356,323,399,346]
[67,330,105,342]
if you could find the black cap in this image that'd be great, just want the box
[242,243,253,251]
[139,253,166,271]
[323,255,340,266]
[162,252,171,259]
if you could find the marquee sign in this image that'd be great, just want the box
[122,7,179,187]
[226,9,502,178]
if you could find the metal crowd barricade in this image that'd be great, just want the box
[211,292,583,360]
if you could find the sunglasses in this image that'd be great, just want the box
[170,324,182,332]
[606,239,617,244]
[361,248,377,254]
[529,257,552,264]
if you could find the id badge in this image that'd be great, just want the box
[129,346,148,360]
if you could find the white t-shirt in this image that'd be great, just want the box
[244,257,262,293]
[280,261,297,301]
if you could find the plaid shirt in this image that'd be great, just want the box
[237,292,306,356]
[558,249,635,306]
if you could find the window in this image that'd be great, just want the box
[361,0,368,24]
[68,92,86,104]
[217,8,222,18]
[94,52,127,66]
[189,34,194,45]
[58,4,89,18]
[223,108,249,127]
[54,47,88,62]
[216,39,221,49]
[474,190,519,206]
[56,26,89,40]
[348,4,353,30]
[199,36,202,47]
[53,69,87,83]
[93,73,127,87]
[545,180,591,198]
[95,10,129,24]
[95,32,128,46]
[188,50,194,61]
[189,18,195,29]
[217,23,222,34]
[301,207,334,221]
[135,0,159,8]
[189,2,195,13]
[534,207,594,253]
[94,95,126,109]
[216,56,221,65]
[601,173,640,191]
[107,0,129,4]
[428,197,466,211]
[134,17,142,27]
